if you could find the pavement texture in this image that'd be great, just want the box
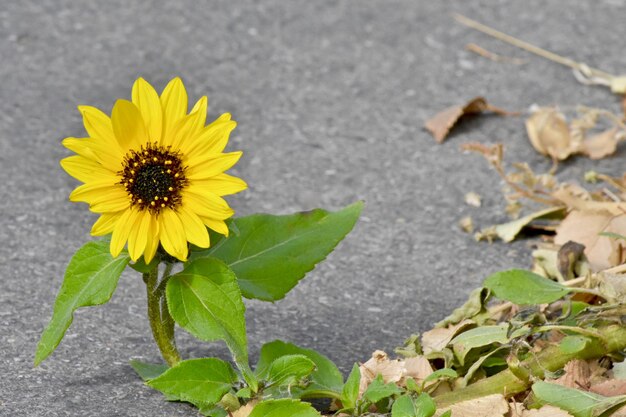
[2,0,626,415]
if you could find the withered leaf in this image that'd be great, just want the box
[526,107,576,160]
[422,319,475,354]
[554,210,626,271]
[581,128,621,160]
[489,206,566,243]
[425,97,510,143]
[435,394,509,417]
[590,380,626,397]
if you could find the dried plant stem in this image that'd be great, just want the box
[144,264,181,367]
[434,324,626,408]
[453,14,614,83]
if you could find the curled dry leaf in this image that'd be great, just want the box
[590,379,626,397]
[525,106,625,161]
[554,210,626,271]
[435,394,509,417]
[518,405,574,417]
[550,359,591,390]
[425,97,512,143]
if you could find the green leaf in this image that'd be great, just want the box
[392,395,417,417]
[264,354,316,387]
[559,336,592,354]
[129,359,169,381]
[533,381,626,417]
[422,368,457,386]
[364,375,402,403]
[35,239,130,365]
[439,411,452,417]
[414,393,436,417]
[483,269,571,305]
[341,364,361,410]
[166,258,255,388]
[248,399,321,417]
[451,324,528,365]
[192,202,363,301]
[256,340,344,398]
[147,358,237,408]
[599,231,626,240]
[128,255,160,273]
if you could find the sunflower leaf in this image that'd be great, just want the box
[147,358,237,408]
[35,239,130,366]
[192,201,363,301]
[166,258,256,390]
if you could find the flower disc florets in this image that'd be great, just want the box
[120,143,187,214]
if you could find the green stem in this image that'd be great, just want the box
[144,263,181,367]
[434,324,626,408]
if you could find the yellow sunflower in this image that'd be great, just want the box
[60,77,247,263]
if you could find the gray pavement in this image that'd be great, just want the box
[2,0,626,415]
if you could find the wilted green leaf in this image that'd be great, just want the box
[35,239,130,365]
[192,202,363,301]
[533,381,626,417]
[341,364,361,410]
[494,207,565,242]
[422,368,457,387]
[148,358,237,408]
[364,375,402,403]
[256,340,343,399]
[166,258,254,387]
[436,287,490,328]
[451,324,527,365]
[264,354,316,387]
[483,269,571,304]
[248,399,321,417]
[559,336,592,354]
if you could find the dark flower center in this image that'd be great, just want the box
[119,143,187,213]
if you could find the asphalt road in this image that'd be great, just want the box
[2,0,626,415]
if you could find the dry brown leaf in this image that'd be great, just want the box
[403,356,434,383]
[520,405,574,417]
[436,394,509,417]
[590,379,626,396]
[425,97,510,143]
[422,319,475,354]
[526,108,577,160]
[581,128,621,159]
[550,359,591,389]
[554,210,626,271]
[358,350,405,396]
[595,272,626,303]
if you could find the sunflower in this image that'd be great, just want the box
[60,77,247,263]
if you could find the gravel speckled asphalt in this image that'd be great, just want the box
[2,1,626,415]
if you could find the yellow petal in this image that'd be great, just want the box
[188,96,208,137]
[199,216,230,237]
[89,192,131,213]
[143,215,160,264]
[110,208,140,257]
[182,189,234,220]
[132,77,163,142]
[128,210,151,261]
[186,151,243,180]
[69,180,124,204]
[159,209,188,261]
[111,99,148,152]
[160,77,188,144]
[91,211,124,236]
[178,206,210,248]
[60,156,116,183]
[78,105,118,146]
[63,137,123,172]
[191,173,248,196]
[181,116,236,159]
[167,112,200,150]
